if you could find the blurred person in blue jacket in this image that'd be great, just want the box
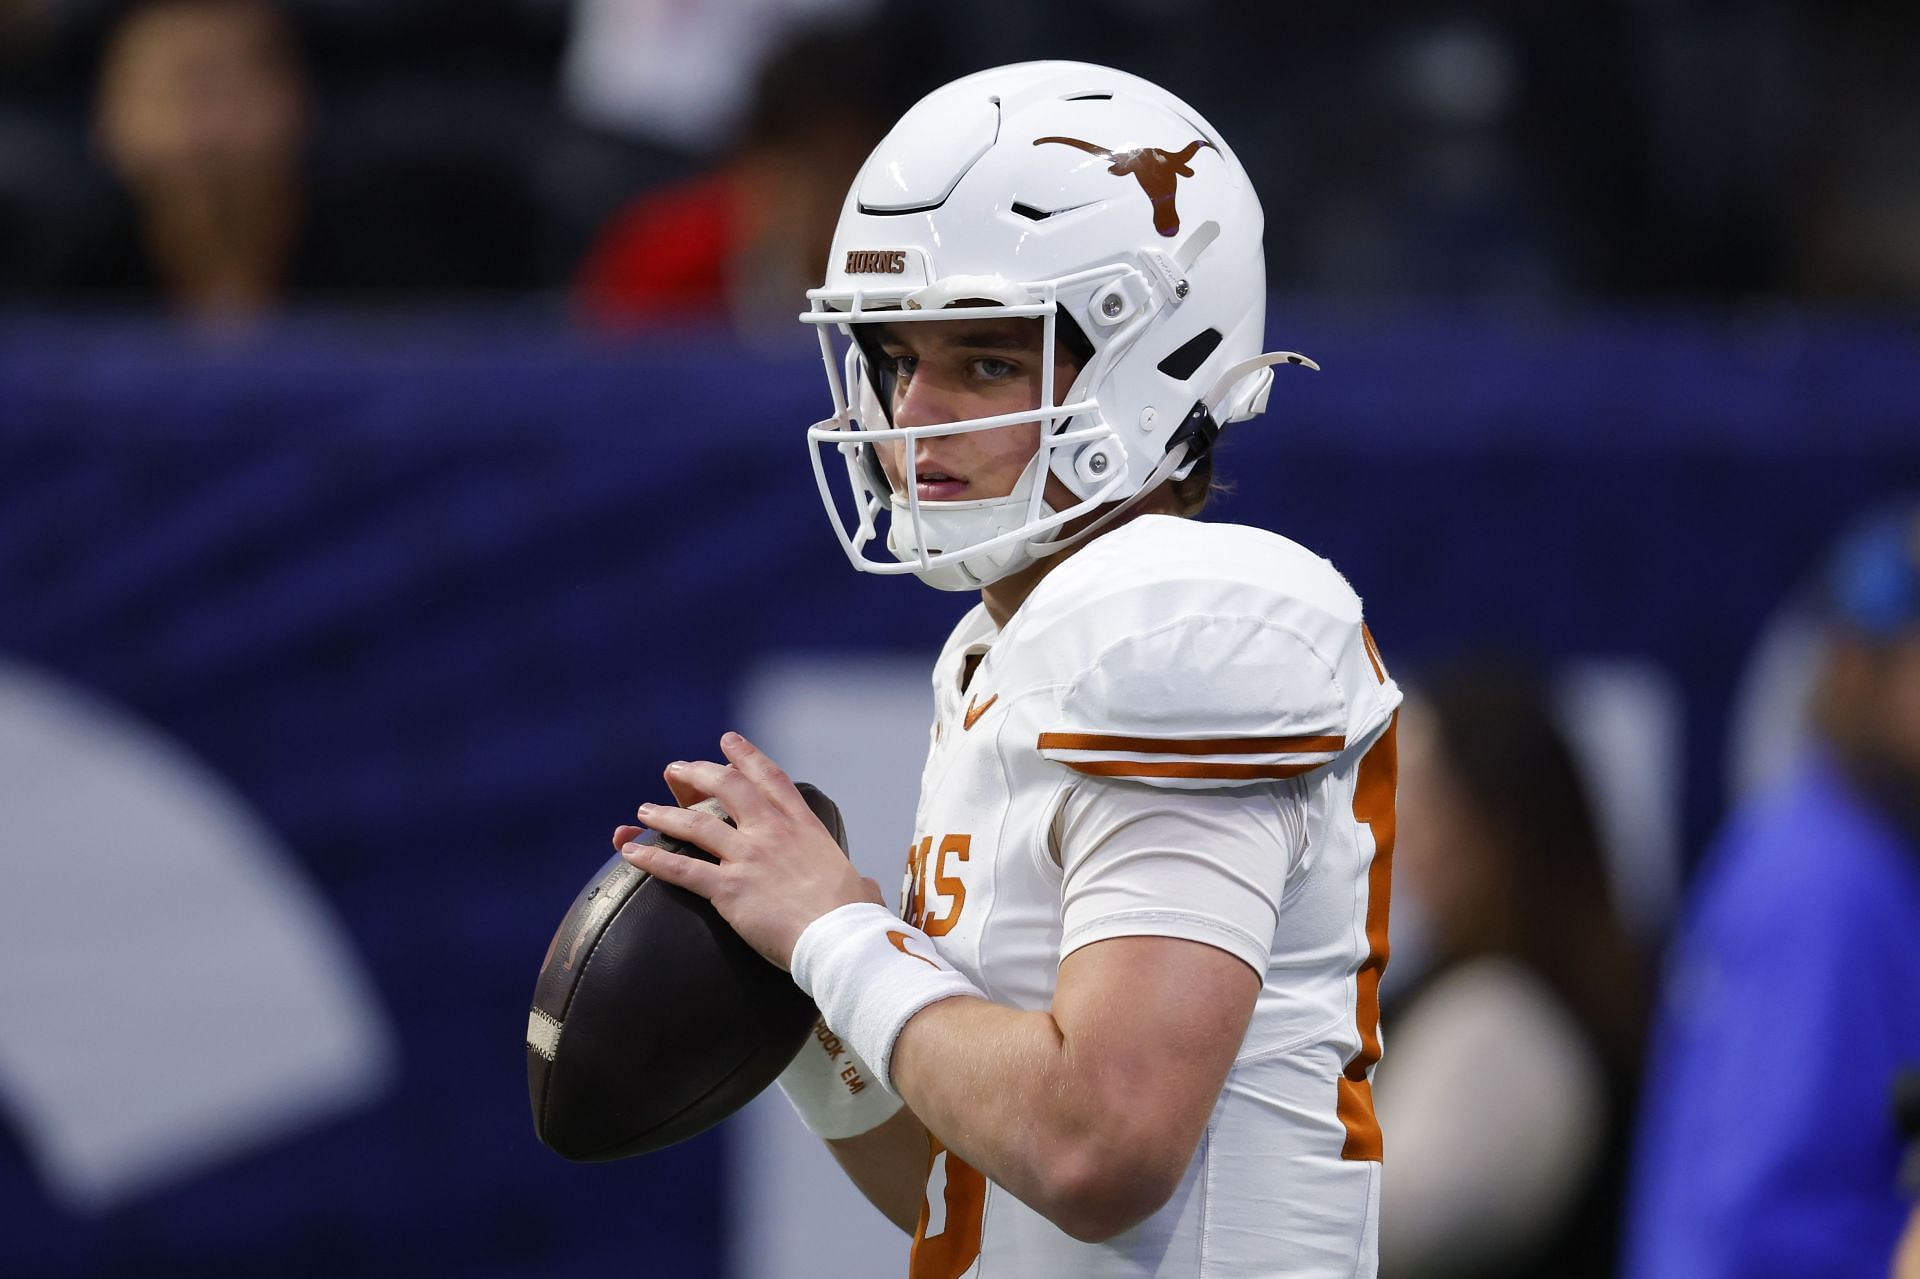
[1626,503,1920,1279]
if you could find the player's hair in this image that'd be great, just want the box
[1169,450,1215,518]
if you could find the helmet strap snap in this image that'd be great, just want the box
[1163,399,1222,469]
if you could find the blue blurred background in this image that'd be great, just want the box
[1,1,1918,1276]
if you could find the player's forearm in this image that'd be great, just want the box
[889,995,1185,1242]
[824,1106,930,1234]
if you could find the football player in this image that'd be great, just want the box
[615,62,1400,1278]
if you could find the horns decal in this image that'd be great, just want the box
[1033,136,1216,237]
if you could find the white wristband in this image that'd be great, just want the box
[776,1014,904,1139]
[790,903,983,1094]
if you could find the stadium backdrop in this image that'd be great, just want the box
[0,305,1915,1276]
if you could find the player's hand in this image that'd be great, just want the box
[610,732,881,971]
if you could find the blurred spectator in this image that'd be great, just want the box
[1796,3,1920,297]
[25,0,554,318]
[85,0,308,322]
[2,0,1913,306]
[1378,671,1645,1279]
[560,0,874,153]
[572,20,904,343]
[1626,503,1920,1279]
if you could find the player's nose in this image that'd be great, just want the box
[891,374,965,430]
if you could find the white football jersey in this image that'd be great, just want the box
[899,514,1400,1279]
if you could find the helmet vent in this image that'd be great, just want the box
[1157,328,1223,381]
[1063,92,1112,101]
[1010,200,1098,222]
[858,199,948,216]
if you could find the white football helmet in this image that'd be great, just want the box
[801,60,1316,591]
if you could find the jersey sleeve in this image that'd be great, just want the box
[1054,772,1306,973]
[1036,607,1397,790]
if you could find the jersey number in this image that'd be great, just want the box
[903,834,970,936]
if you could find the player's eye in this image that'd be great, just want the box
[877,351,916,379]
[970,357,1017,381]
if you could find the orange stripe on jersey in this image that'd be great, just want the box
[1340,712,1397,1162]
[1037,731,1347,756]
[1061,758,1325,781]
[1337,1077,1379,1162]
[1361,623,1388,685]
[911,1136,985,1279]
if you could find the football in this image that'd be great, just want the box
[527,783,848,1161]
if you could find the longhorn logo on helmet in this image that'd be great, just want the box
[1032,136,1216,237]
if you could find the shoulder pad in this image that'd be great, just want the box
[1023,520,1400,788]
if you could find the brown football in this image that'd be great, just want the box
[527,784,847,1161]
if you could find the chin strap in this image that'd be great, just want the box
[1028,350,1320,559]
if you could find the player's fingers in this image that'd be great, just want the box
[611,823,644,850]
[717,732,813,820]
[662,763,710,810]
[619,839,723,899]
[636,801,740,859]
[670,758,778,826]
